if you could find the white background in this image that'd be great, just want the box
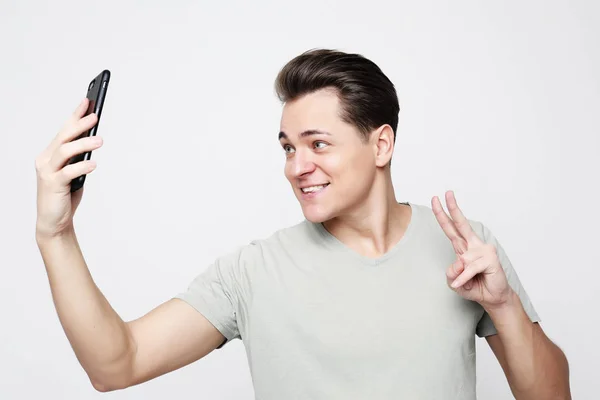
[1,1,598,398]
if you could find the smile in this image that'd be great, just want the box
[300,183,330,194]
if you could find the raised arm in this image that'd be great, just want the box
[35,99,224,392]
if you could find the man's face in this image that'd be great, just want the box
[279,89,378,223]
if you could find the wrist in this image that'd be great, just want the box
[483,289,530,333]
[483,288,519,316]
[36,224,76,246]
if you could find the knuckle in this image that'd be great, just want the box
[75,138,86,151]
[56,143,68,158]
[35,159,52,177]
[34,157,44,172]
[78,135,94,149]
[58,167,70,179]
[58,125,72,140]
[61,141,78,158]
[85,135,98,146]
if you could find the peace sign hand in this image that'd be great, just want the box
[432,191,513,309]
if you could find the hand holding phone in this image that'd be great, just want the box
[34,70,110,238]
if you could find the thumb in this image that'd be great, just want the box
[447,259,464,286]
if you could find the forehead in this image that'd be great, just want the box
[280,89,342,132]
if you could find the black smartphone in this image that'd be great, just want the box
[69,69,111,192]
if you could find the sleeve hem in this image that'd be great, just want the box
[173,293,238,342]
[476,315,542,338]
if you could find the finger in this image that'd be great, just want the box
[432,195,464,243]
[446,259,464,283]
[70,97,89,121]
[48,135,103,172]
[459,247,486,265]
[445,191,481,246]
[451,258,489,289]
[56,159,98,186]
[37,111,97,172]
[48,99,88,144]
[64,98,93,132]
[57,112,98,145]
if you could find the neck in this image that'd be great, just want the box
[322,170,411,258]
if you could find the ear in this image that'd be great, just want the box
[373,125,395,167]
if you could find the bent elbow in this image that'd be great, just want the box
[91,377,129,393]
[91,379,112,393]
[89,370,133,393]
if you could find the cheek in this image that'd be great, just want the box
[335,153,376,189]
[330,150,372,176]
[319,152,344,173]
[283,160,293,181]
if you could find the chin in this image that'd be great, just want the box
[300,203,337,224]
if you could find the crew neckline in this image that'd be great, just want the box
[308,202,419,267]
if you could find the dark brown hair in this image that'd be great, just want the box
[274,48,400,145]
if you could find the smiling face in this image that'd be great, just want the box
[279,89,381,223]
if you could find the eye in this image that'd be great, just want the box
[282,144,295,154]
[314,141,328,149]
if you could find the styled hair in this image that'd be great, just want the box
[274,48,400,145]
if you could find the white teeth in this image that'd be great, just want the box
[301,184,328,193]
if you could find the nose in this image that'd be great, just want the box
[289,150,316,178]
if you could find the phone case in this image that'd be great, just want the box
[69,69,111,192]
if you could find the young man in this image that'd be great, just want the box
[35,49,571,399]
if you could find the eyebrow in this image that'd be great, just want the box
[278,129,331,140]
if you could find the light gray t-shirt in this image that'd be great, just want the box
[175,202,540,399]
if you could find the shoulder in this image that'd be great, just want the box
[220,219,312,267]
[245,218,317,259]
[258,218,313,243]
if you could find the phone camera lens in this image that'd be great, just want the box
[89,80,95,90]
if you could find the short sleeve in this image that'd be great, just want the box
[474,223,541,337]
[173,247,244,349]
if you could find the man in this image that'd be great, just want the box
[35,49,571,399]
